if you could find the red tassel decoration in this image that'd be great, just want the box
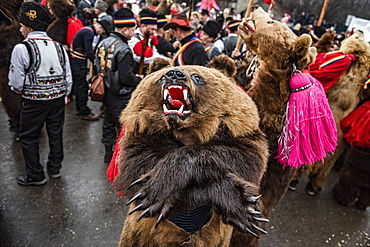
[276,72,338,168]
[341,101,370,148]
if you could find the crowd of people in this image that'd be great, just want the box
[9,0,252,186]
[6,0,369,212]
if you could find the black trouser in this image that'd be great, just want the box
[102,96,129,147]
[19,97,65,180]
[70,57,91,115]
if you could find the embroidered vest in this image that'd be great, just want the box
[23,38,67,100]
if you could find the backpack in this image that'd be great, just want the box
[66,17,84,46]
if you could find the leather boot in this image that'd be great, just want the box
[104,145,114,163]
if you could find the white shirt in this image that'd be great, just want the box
[8,31,72,96]
[128,28,168,65]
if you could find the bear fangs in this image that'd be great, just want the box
[163,84,193,119]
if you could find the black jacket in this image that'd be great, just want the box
[176,33,206,66]
[95,32,141,99]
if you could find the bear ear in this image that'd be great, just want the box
[293,33,312,57]
[307,46,318,66]
[147,58,173,74]
[206,55,236,78]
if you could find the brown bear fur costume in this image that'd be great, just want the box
[313,29,336,53]
[291,30,370,194]
[237,6,317,246]
[47,0,76,45]
[0,0,23,133]
[113,56,269,246]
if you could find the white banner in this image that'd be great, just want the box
[346,15,370,42]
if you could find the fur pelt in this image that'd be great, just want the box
[0,0,23,132]
[314,29,336,53]
[294,30,370,193]
[154,0,170,15]
[114,57,269,246]
[47,0,76,45]
[206,54,237,79]
[237,7,317,246]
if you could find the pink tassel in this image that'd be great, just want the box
[276,72,338,168]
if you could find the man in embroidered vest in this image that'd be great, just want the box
[200,20,221,63]
[95,8,142,163]
[128,8,168,74]
[8,2,72,186]
[164,13,206,66]
[70,18,109,120]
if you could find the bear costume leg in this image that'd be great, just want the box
[332,147,370,209]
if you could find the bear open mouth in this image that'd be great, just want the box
[240,18,255,34]
[163,84,193,120]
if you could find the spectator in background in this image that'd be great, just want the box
[200,20,221,63]
[70,19,110,120]
[222,20,241,57]
[95,8,142,163]
[77,0,94,26]
[164,13,206,66]
[128,8,168,74]
[199,9,210,27]
[155,13,180,57]
[93,0,114,47]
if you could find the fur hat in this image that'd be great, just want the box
[156,13,167,29]
[95,0,108,12]
[163,13,192,30]
[114,8,136,28]
[310,26,326,41]
[200,9,209,16]
[139,9,157,25]
[202,20,221,38]
[18,2,53,31]
[227,20,241,32]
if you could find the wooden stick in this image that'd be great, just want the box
[235,0,254,51]
[138,30,151,75]
[188,0,194,21]
[317,0,330,26]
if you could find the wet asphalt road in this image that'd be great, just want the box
[0,100,369,247]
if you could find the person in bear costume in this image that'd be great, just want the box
[0,0,23,136]
[237,6,319,246]
[113,55,269,246]
[332,95,370,211]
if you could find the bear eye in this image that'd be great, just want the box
[156,76,165,84]
[191,74,206,85]
[267,21,274,24]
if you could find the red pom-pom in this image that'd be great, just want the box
[133,40,154,57]
[264,0,272,4]
[151,35,159,46]
[133,40,144,56]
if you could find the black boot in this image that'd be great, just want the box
[104,145,114,163]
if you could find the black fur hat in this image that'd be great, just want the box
[114,8,136,28]
[18,2,53,31]
[203,20,221,38]
[227,20,241,32]
[310,26,326,41]
[156,13,167,29]
[139,8,157,25]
